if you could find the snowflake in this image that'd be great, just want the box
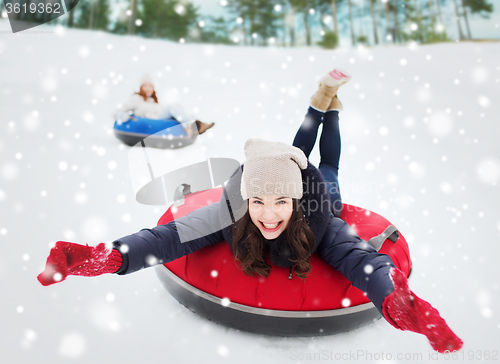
[58,333,86,358]
[146,255,159,266]
[477,95,490,108]
[477,159,500,184]
[472,67,488,83]
[217,345,230,357]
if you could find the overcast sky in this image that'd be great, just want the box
[107,0,499,42]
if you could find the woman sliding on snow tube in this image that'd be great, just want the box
[40,69,463,353]
[114,73,215,135]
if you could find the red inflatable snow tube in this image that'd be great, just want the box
[155,187,411,336]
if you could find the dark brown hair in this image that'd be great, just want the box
[135,85,158,103]
[231,199,316,279]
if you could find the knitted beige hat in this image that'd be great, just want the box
[140,73,154,87]
[241,138,308,200]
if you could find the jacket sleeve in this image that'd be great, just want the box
[112,202,225,275]
[317,216,396,314]
[119,94,141,113]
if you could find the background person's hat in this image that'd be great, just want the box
[140,73,154,87]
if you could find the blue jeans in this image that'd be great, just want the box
[292,107,342,216]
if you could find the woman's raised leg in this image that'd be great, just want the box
[293,69,350,216]
[292,107,324,159]
[319,110,342,216]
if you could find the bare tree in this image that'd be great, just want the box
[67,8,75,27]
[369,0,379,44]
[89,0,95,29]
[284,10,296,46]
[391,0,400,43]
[347,0,355,45]
[330,0,339,36]
[435,0,444,24]
[428,0,436,25]
[128,0,138,35]
[289,0,313,45]
[452,0,465,39]
[461,0,494,40]
[461,0,472,38]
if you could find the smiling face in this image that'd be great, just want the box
[248,195,294,240]
[141,83,154,97]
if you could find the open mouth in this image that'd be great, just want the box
[259,221,283,232]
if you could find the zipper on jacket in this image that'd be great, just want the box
[288,266,293,280]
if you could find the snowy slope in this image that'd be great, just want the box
[1,19,499,363]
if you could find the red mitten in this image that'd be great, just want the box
[37,241,123,286]
[382,268,463,353]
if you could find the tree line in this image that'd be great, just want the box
[2,0,494,47]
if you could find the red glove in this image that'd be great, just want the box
[382,268,463,353]
[37,241,123,286]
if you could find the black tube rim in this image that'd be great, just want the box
[155,265,376,318]
[113,129,194,141]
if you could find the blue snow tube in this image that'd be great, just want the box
[113,115,197,149]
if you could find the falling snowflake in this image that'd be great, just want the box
[58,332,86,358]
[21,329,37,349]
[439,182,453,194]
[387,173,399,184]
[477,159,500,184]
[408,162,426,179]
[53,272,63,282]
[477,95,490,108]
[74,192,88,204]
[428,111,453,137]
[175,4,186,15]
[78,46,90,57]
[416,86,432,102]
[108,161,117,170]
[146,255,159,266]
[471,67,488,83]
[2,163,18,180]
[82,111,95,124]
[217,345,230,357]
[341,298,351,307]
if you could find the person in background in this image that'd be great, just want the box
[115,73,215,135]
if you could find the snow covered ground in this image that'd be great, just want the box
[1,19,499,363]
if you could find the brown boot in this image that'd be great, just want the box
[195,120,215,135]
[311,69,351,112]
[310,82,340,112]
[327,95,343,111]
